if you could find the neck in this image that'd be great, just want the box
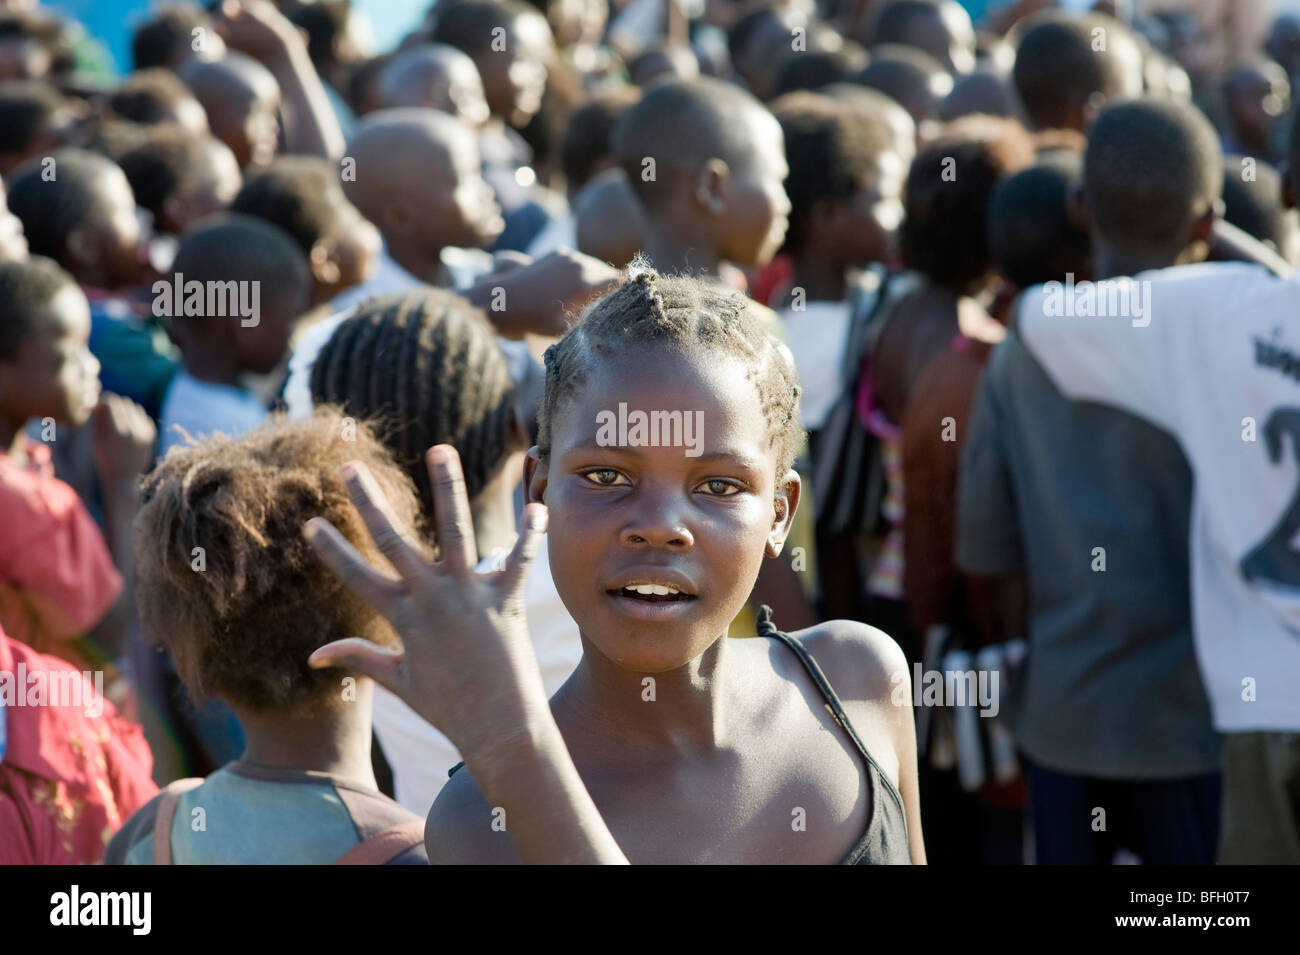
[556,631,743,758]
[232,683,378,785]
[644,216,720,277]
[1092,240,1186,281]
[383,236,448,287]
[180,345,243,387]
[790,252,848,302]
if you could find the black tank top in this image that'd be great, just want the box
[446,607,913,864]
[755,605,912,865]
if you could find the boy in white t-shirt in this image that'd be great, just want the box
[1016,102,1300,864]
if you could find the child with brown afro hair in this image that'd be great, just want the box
[105,408,430,864]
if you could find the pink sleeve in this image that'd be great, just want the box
[0,472,122,641]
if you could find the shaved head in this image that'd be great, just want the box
[613,77,775,202]
[181,51,278,107]
[375,43,488,126]
[343,108,475,219]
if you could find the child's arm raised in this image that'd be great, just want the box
[305,445,628,865]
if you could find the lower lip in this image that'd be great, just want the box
[604,590,700,622]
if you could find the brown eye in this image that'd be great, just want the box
[583,468,627,486]
[698,478,740,496]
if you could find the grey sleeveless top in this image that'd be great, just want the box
[755,605,912,865]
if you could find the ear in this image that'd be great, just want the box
[65,225,99,273]
[1191,203,1219,244]
[692,158,730,216]
[309,240,342,286]
[764,469,801,558]
[524,445,548,504]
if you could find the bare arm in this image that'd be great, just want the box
[306,446,627,864]
[216,0,346,160]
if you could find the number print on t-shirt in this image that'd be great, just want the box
[1241,408,1300,589]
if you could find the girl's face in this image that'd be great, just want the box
[529,346,798,674]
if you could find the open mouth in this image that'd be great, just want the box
[607,583,697,604]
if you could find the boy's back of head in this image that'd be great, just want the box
[1011,12,1143,132]
[901,115,1035,294]
[1083,99,1223,257]
[167,214,310,373]
[989,152,1090,289]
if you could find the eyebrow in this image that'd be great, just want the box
[564,444,766,471]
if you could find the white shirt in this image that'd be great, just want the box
[371,542,582,817]
[778,301,853,431]
[158,371,267,455]
[1018,262,1300,733]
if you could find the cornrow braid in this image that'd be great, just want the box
[539,259,804,477]
[310,288,517,518]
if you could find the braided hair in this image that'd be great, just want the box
[310,288,517,518]
[538,261,804,478]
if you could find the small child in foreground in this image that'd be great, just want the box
[106,409,430,865]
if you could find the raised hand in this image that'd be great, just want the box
[305,444,550,756]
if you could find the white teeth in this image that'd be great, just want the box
[623,583,680,595]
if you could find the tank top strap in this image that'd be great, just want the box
[753,605,875,770]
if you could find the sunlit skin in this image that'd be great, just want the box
[425,345,927,864]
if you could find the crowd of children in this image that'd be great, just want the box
[1,0,1299,866]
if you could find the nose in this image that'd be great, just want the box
[620,485,694,550]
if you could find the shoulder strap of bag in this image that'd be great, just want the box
[335,820,427,865]
[152,777,204,865]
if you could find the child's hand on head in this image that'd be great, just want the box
[91,393,156,484]
[306,445,551,757]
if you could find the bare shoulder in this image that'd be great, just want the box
[790,618,911,709]
[424,766,524,865]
